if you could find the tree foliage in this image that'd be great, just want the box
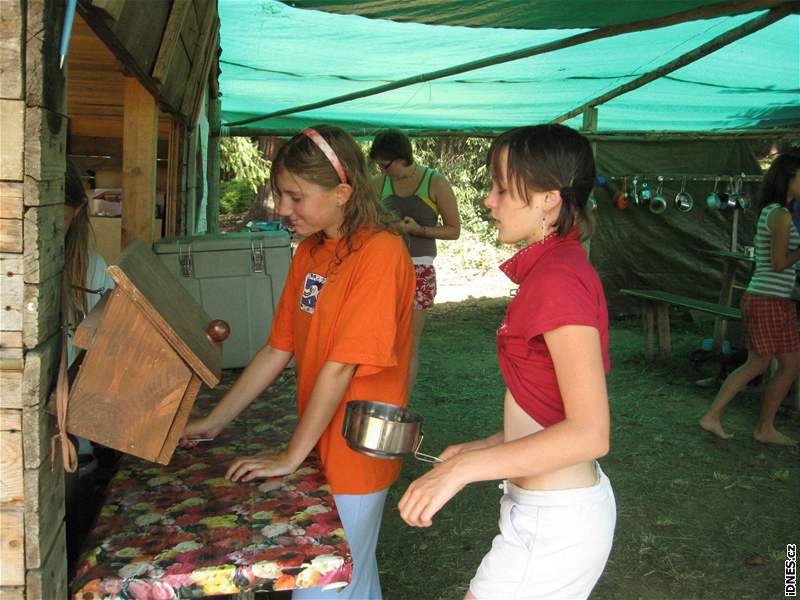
[220,137,270,192]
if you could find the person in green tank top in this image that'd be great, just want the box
[700,152,800,446]
[369,129,461,397]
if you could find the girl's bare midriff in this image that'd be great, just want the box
[504,388,597,490]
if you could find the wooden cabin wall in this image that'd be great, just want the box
[75,0,220,237]
[1,1,68,598]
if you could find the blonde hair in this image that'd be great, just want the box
[271,125,399,261]
[64,159,91,323]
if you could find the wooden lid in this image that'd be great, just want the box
[108,239,221,386]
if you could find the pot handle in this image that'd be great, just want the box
[413,432,443,463]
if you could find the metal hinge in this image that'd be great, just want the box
[178,245,193,277]
[251,240,265,273]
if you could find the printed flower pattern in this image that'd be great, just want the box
[72,373,351,599]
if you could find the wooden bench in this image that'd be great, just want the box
[620,289,742,360]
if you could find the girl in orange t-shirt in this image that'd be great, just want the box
[182,125,414,599]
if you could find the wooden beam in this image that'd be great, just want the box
[0,508,24,586]
[122,76,158,248]
[165,118,183,237]
[224,0,795,128]
[152,0,191,83]
[90,0,124,22]
[180,8,218,123]
[0,0,23,100]
[0,100,24,180]
[553,6,795,124]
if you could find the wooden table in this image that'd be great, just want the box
[71,372,351,599]
[701,249,754,352]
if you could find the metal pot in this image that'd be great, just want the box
[342,400,441,462]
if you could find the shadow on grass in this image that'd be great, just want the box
[378,298,799,600]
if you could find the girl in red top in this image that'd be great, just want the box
[399,125,616,600]
[183,125,415,600]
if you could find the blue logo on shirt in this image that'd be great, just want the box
[300,272,327,314]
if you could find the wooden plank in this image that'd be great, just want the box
[90,0,124,21]
[152,0,191,83]
[157,373,201,463]
[0,219,22,254]
[0,428,23,506]
[23,447,65,568]
[72,291,109,350]
[0,409,21,431]
[0,183,23,219]
[0,100,24,181]
[22,274,61,350]
[0,0,23,99]
[0,371,22,410]
[66,289,193,463]
[24,107,67,184]
[0,587,24,599]
[0,508,24,586]
[164,118,183,237]
[25,520,67,600]
[0,255,23,331]
[22,397,56,471]
[179,4,217,120]
[22,332,59,409]
[23,205,64,285]
[111,0,171,77]
[25,0,66,113]
[187,27,218,126]
[161,29,191,114]
[109,240,220,385]
[206,96,220,233]
[24,174,64,209]
[0,331,23,367]
[122,76,158,248]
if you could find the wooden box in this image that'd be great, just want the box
[66,240,222,464]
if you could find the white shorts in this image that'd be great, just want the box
[469,464,616,600]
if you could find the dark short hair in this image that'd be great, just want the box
[759,152,800,210]
[487,124,596,237]
[369,128,414,166]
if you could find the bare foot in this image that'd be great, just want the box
[753,428,798,446]
[699,415,733,440]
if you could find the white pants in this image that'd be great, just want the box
[293,488,388,600]
[470,464,616,600]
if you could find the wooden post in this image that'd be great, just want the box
[713,258,738,353]
[643,303,655,361]
[206,95,221,234]
[165,119,184,238]
[656,303,671,360]
[122,77,158,248]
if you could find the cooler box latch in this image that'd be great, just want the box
[178,245,194,278]
[251,240,265,273]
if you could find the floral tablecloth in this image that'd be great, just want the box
[72,372,351,599]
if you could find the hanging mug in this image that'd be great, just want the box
[734,176,751,209]
[613,177,629,209]
[725,176,739,209]
[641,179,652,204]
[631,177,641,206]
[706,177,721,210]
[675,176,694,213]
[649,176,667,214]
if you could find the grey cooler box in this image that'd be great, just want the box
[154,231,292,369]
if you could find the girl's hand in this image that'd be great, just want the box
[398,458,467,527]
[225,451,298,482]
[179,417,223,448]
[402,216,423,236]
[439,442,472,462]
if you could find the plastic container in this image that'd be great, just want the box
[154,230,291,368]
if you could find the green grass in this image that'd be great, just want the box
[377,298,800,600]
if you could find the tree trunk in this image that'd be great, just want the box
[246,136,280,222]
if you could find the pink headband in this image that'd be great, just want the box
[302,128,347,184]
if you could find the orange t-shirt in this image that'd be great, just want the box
[268,228,415,494]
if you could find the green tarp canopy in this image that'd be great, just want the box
[218,0,799,136]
